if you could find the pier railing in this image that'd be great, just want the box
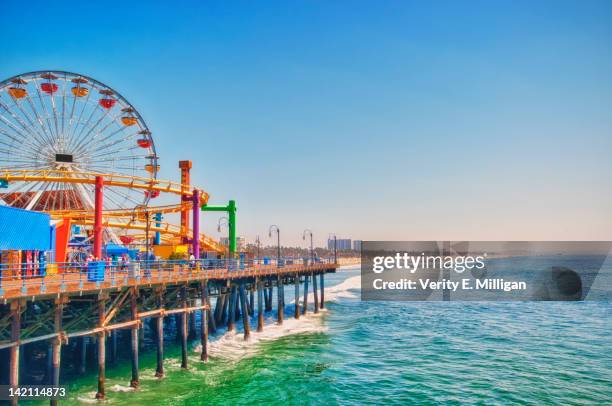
[0,257,337,299]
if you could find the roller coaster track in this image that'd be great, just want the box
[0,169,208,201]
[0,169,224,252]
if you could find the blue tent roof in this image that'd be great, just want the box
[0,206,51,251]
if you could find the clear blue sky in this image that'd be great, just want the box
[2,0,611,246]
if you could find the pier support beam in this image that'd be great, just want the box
[9,300,21,406]
[257,279,264,332]
[228,286,236,332]
[207,296,216,334]
[265,281,273,311]
[320,273,325,309]
[249,289,255,316]
[96,295,107,400]
[214,294,223,326]
[303,273,309,315]
[130,289,139,388]
[180,286,188,369]
[50,299,64,406]
[277,276,284,324]
[263,287,270,311]
[221,292,229,325]
[155,290,164,378]
[294,275,300,319]
[313,272,319,314]
[239,284,250,340]
[200,281,208,362]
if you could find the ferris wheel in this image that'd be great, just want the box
[0,70,159,212]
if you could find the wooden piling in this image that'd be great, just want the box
[277,275,284,324]
[221,292,229,325]
[180,286,188,369]
[249,288,255,316]
[294,275,300,319]
[228,285,236,332]
[155,289,164,378]
[95,296,107,400]
[206,296,216,334]
[239,284,251,340]
[303,273,309,315]
[200,281,208,362]
[50,299,64,406]
[214,293,223,324]
[313,272,319,314]
[320,273,325,309]
[9,300,21,406]
[139,318,145,349]
[130,288,139,388]
[265,282,273,311]
[257,279,264,332]
[263,286,270,311]
[234,290,241,321]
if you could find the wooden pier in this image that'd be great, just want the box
[0,260,337,405]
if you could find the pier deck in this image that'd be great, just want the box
[0,259,337,405]
[0,260,337,301]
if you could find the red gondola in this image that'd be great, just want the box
[99,98,116,109]
[41,83,58,94]
[137,138,151,148]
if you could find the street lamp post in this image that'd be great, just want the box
[268,225,280,266]
[302,229,313,264]
[255,236,261,264]
[329,233,337,264]
[217,217,229,260]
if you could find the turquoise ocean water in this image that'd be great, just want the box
[45,266,610,405]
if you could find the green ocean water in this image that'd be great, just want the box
[38,267,611,405]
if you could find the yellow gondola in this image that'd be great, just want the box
[71,86,89,97]
[8,87,27,99]
[121,116,138,126]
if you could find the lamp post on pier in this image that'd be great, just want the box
[268,225,280,266]
[217,217,229,259]
[302,229,313,264]
[328,233,337,264]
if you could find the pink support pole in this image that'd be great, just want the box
[94,176,104,259]
[192,189,200,259]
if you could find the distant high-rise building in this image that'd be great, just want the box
[328,238,352,250]
[353,240,362,251]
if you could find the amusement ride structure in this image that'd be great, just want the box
[0,70,224,259]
